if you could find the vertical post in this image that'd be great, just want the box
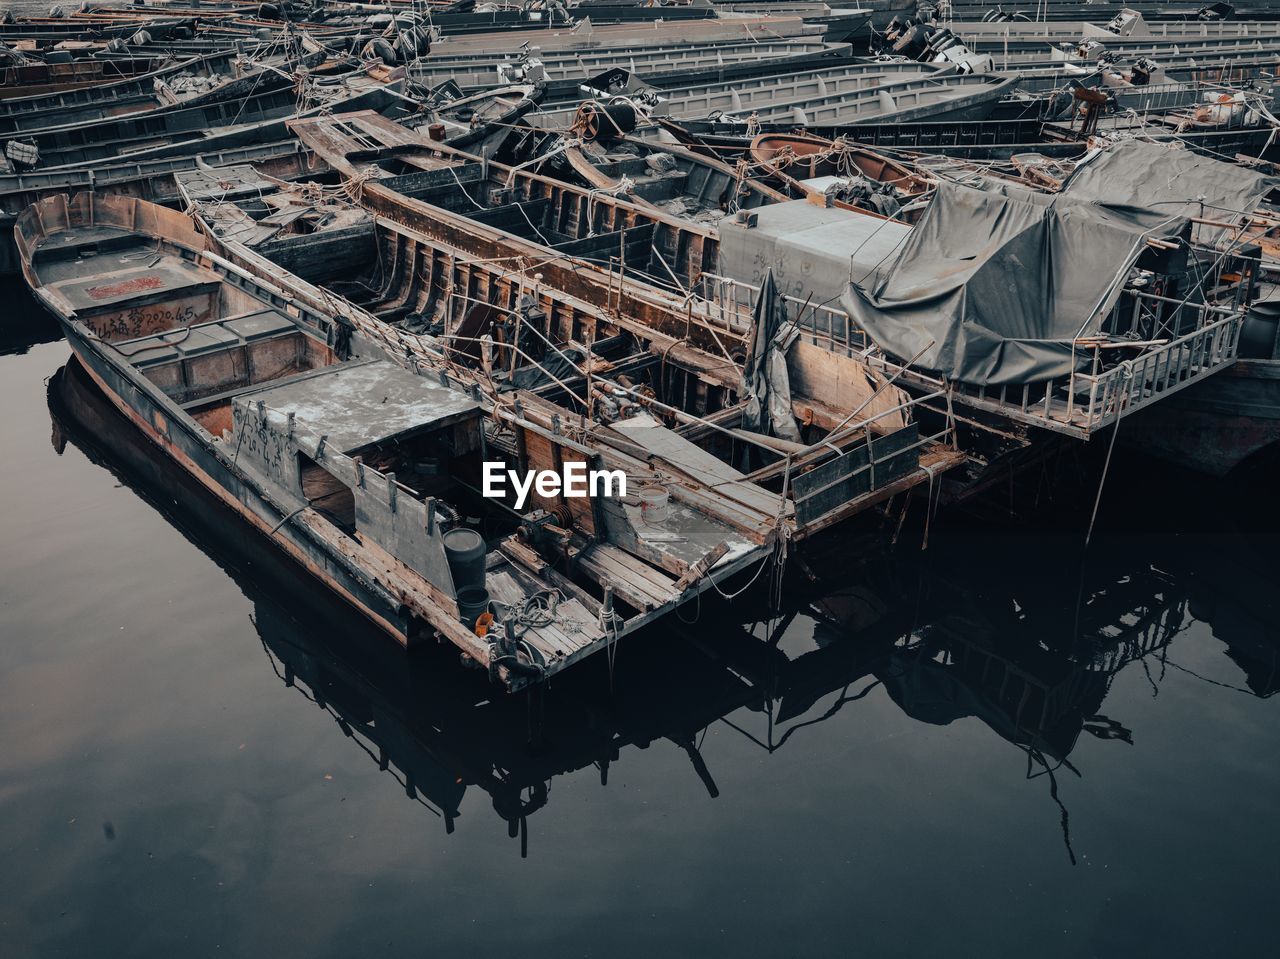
[865,424,875,490]
[600,583,614,629]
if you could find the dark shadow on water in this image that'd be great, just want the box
[0,276,61,356]
[47,354,1280,866]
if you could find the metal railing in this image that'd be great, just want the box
[690,272,1248,440]
[957,311,1242,436]
[692,272,873,356]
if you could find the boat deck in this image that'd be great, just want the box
[122,309,302,370]
[33,235,224,341]
[51,256,216,314]
[30,224,148,274]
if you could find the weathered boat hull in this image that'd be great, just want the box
[53,311,421,645]
[661,113,1280,164]
[0,57,175,101]
[0,51,245,131]
[942,0,1280,21]
[0,15,197,43]
[0,70,306,169]
[748,132,932,217]
[411,39,848,95]
[29,81,404,171]
[535,58,989,129]
[0,141,323,275]
[44,194,679,691]
[1124,360,1280,477]
[668,69,1019,128]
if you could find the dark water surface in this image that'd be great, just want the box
[3,274,1279,959]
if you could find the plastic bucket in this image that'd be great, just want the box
[457,586,490,629]
[639,485,670,523]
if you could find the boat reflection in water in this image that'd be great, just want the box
[47,355,1280,860]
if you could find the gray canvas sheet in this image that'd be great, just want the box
[1062,138,1273,234]
[838,141,1273,385]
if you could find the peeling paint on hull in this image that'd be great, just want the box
[61,325,421,648]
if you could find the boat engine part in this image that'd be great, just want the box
[574,99,637,143]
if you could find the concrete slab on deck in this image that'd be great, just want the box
[235,359,480,453]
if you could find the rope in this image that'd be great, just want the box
[1085,361,1133,547]
[506,588,564,637]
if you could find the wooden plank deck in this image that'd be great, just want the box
[575,542,679,612]
[609,412,791,521]
[485,563,603,663]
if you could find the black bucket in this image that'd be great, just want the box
[457,586,490,629]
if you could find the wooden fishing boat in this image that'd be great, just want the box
[408,38,844,94]
[0,55,176,100]
[0,50,300,136]
[0,64,404,171]
[940,2,1277,26]
[281,110,721,289]
[0,138,325,275]
[390,12,824,62]
[675,69,1021,127]
[532,59,1020,132]
[407,104,1267,471]
[0,14,198,44]
[193,114,962,541]
[15,191,623,690]
[533,57,936,128]
[968,28,1280,61]
[657,112,1280,167]
[429,2,719,34]
[555,129,788,222]
[748,132,933,220]
[714,3,872,43]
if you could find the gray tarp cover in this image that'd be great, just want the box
[741,269,802,442]
[841,140,1273,385]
